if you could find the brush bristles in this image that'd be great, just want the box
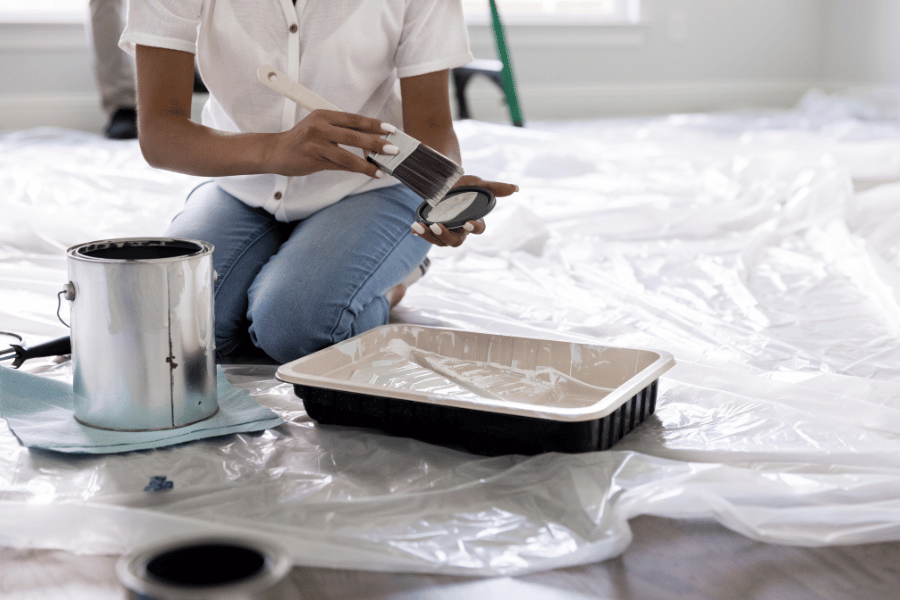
[390,144,464,204]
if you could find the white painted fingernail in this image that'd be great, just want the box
[463,222,475,232]
[374,170,385,179]
[513,185,520,192]
[381,122,397,133]
[429,223,442,235]
[382,144,400,155]
[411,222,426,234]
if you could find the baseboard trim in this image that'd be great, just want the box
[0,92,105,133]
[466,22,648,50]
[454,79,825,121]
[0,81,829,133]
[0,93,209,134]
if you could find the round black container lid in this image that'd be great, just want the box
[144,542,266,587]
[416,185,496,230]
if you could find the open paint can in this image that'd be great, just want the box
[116,537,298,600]
[416,185,496,230]
[64,238,218,431]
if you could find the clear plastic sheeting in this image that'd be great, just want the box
[3,89,900,576]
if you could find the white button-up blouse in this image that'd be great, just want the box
[121,0,474,222]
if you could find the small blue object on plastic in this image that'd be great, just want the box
[0,366,284,454]
[144,475,174,492]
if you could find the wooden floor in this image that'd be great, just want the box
[2,515,898,599]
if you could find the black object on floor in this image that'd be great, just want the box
[145,542,265,586]
[0,335,71,369]
[450,0,524,127]
[106,107,137,140]
[292,379,658,456]
[453,60,507,121]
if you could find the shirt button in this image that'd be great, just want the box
[274,191,283,200]
[289,24,298,33]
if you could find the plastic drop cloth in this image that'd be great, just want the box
[3,88,900,576]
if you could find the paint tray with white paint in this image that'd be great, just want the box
[276,325,675,455]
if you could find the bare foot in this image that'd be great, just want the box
[385,283,406,308]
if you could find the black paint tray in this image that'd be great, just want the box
[276,325,675,456]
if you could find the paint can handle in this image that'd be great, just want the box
[57,282,75,328]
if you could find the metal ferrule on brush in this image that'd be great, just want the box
[367,131,464,206]
[367,130,420,175]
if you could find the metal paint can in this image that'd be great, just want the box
[65,238,217,431]
[116,537,299,600]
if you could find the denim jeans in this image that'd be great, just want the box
[166,181,429,363]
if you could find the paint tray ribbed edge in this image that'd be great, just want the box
[276,325,675,456]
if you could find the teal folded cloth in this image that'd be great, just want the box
[0,366,284,454]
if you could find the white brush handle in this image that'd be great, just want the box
[257,65,341,112]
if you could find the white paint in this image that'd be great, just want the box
[344,338,614,409]
[426,191,478,223]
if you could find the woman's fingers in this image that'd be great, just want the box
[426,222,467,247]
[318,109,393,136]
[411,219,485,247]
[481,181,518,197]
[313,111,400,156]
[462,219,486,234]
[326,125,399,158]
[315,143,385,178]
[453,174,518,197]
[277,110,399,178]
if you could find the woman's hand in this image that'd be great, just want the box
[268,110,398,178]
[396,70,515,247]
[410,175,518,247]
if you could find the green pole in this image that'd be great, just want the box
[488,0,524,127]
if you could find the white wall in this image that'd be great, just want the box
[823,0,900,85]
[465,0,826,121]
[1,0,899,132]
[0,20,105,133]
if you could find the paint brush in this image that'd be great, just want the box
[257,65,463,206]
